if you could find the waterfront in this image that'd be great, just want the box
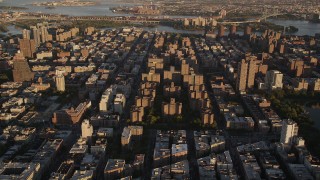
[0,25,21,35]
[1,0,320,36]
[0,0,205,18]
[267,19,320,36]
[3,21,319,37]
[0,0,132,16]
[0,1,320,175]
[144,26,204,35]
[305,102,320,129]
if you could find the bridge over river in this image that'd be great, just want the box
[4,12,286,26]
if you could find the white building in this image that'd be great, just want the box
[56,70,66,92]
[264,70,283,90]
[280,119,298,145]
[99,94,110,112]
[99,87,116,112]
[121,127,132,147]
[114,93,126,114]
[81,119,93,138]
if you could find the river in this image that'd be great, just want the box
[305,102,320,129]
[0,0,195,18]
[0,0,131,16]
[0,25,21,35]
[267,19,320,36]
[1,0,319,36]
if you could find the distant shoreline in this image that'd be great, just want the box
[0,6,28,10]
[31,1,97,7]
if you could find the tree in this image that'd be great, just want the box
[176,115,183,123]
[193,118,201,126]
[150,115,159,124]
[288,109,298,119]
[126,119,131,123]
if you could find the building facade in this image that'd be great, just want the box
[280,119,298,145]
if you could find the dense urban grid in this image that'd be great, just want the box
[0,0,319,180]
[0,22,319,179]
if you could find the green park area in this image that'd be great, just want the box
[268,89,320,157]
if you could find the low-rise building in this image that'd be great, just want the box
[288,164,314,180]
[152,160,189,179]
[171,144,188,163]
[52,101,91,125]
[225,113,255,130]
[104,159,131,179]
[0,162,41,179]
[211,135,226,153]
[71,170,94,180]
[197,155,217,180]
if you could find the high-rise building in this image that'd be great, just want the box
[201,108,215,125]
[264,70,283,90]
[293,78,309,91]
[218,25,225,37]
[141,68,161,83]
[99,87,115,112]
[247,59,256,89]
[19,39,36,58]
[70,27,80,37]
[236,59,248,91]
[31,27,41,47]
[130,106,144,122]
[220,9,227,18]
[229,25,237,36]
[12,52,34,82]
[268,43,275,53]
[162,98,182,116]
[181,60,190,75]
[85,27,95,35]
[184,18,190,26]
[183,73,204,87]
[236,58,256,91]
[280,119,298,145]
[135,96,154,108]
[22,29,30,39]
[81,119,93,138]
[55,70,66,92]
[40,26,49,43]
[114,94,126,114]
[99,96,109,112]
[311,78,320,91]
[278,43,285,54]
[244,26,252,36]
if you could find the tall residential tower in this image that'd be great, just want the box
[236,57,256,92]
[12,52,34,82]
[55,70,66,92]
[280,119,298,145]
